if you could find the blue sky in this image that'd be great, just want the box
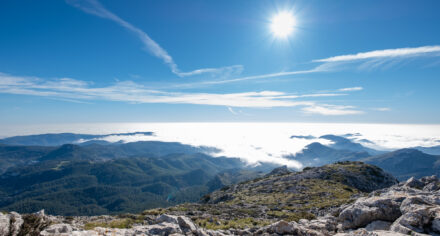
[1,0,440,124]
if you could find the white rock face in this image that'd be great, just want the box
[0,212,10,236]
[176,215,198,233]
[155,214,197,233]
[0,212,23,236]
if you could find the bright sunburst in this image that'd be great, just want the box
[270,11,296,38]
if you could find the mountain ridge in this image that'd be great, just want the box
[5,162,440,235]
[361,148,440,180]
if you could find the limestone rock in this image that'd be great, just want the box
[0,212,24,236]
[299,215,338,233]
[263,220,325,236]
[404,177,424,189]
[146,222,183,235]
[177,215,197,232]
[267,220,294,234]
[40,223,73,236]
[0,212,11,236]
[339,197,402,229]
[335,229,406,236]
[365,221,391,231]
[156,214,179,224]
[390,206,440,235]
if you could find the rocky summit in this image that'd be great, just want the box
[1,162,440,235]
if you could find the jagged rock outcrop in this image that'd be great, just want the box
[265,165,291,177]
[337,175,440,235]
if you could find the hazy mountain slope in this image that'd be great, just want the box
[0,132,152,146]
[319,134,383,155]
[0,141,221,173]
[361,148,440,180]
[413,145,440,155]
[287,142,370,166]
[206,169,264,192]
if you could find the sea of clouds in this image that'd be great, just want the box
[1,123,439,168]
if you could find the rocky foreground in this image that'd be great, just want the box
[1,166,440,235]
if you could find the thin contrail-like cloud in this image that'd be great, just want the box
[314,45,440,62]
[170,68,322,88]
[338,87,363,92]
[66,0,242,77]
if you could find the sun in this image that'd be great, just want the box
[270,12,296,38]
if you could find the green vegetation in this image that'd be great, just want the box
[266,211,316,222]
[84,218,142,230]
[0,142,251,215]
[225,178,359,210]
[141,208,168,216]
[195,217,271,230]
[161,161,395,230]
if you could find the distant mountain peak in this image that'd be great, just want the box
[361,148,440,180]
[304,142,329,149]
[266,165,291,176]
[319,134,383,155]
[392,148,423,155]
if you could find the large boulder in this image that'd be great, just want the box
[390,206,440,235]
[177,215,197,233]
[266,220,295,234]
[339,196,402,229]
[156,214,179,224]
[156,214,197,233]
[146,222,183,235]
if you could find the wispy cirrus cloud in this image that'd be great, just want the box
[0,73,362,115]
[66,0,242,78]
[166,68,323,88]
[314,46,440,63]
[302,104,364,116]
[372,107,391,112]
[312,45,440,72]
[176,45,440,87]
[338,87,363,92]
